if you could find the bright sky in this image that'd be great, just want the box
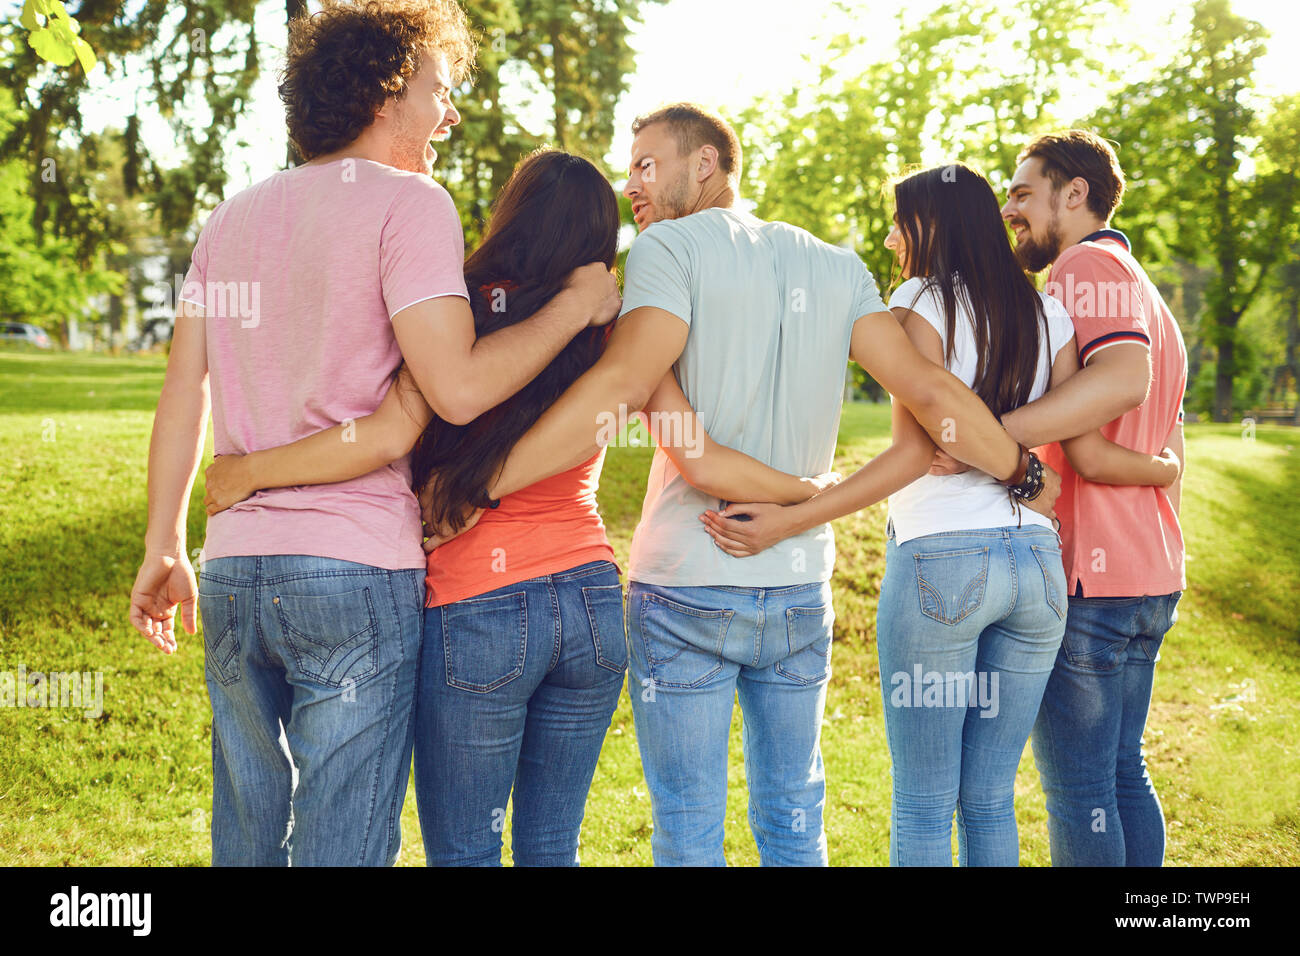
[60,0,1300,197]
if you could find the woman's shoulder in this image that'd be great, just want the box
[886,275,929,308]
[1036,289,1077,335]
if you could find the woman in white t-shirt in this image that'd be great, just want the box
[699,162,1179,865]
[873,164,1075,866]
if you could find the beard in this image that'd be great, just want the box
[643,169,691,226]
[1012,208,1065,273]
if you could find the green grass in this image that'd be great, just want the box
[1,348,1296,866]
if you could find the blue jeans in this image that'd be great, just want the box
[626,579,834,866]
[413,560,626,866]
[1031,590,1180,866]
[876,524,1067,866]
[197,556,424,866]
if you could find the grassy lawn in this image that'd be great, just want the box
[0,348,1296,866]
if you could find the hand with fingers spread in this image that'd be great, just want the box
[698,501,803,558]
[128,552,199,654]
[204,453,257,515]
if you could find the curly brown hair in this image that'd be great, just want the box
[279,0,478,161]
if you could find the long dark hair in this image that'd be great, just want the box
[410,148,620,531]
[891,163,1049,417]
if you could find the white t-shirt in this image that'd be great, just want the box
[886,276,1075,545]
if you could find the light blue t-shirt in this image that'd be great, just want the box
[620,207,887,587]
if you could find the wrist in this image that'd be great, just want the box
[999,440,1028,485]
[560,285,593,332]
[144,533,186,559]
[786,499,817,537]
[236,453,261,497]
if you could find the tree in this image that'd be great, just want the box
[1091,1,1300,421]
[441,0,663,244]
[0,89,122,339]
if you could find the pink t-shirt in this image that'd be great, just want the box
[181,159,469,570]
[1038,236,1188,597]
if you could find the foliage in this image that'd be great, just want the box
[19,0,95,73]
[0,87,122,337]
[443,0,663,244]
[1087,1,1299,420]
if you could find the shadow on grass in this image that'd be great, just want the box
[0,497,202,643]
[1180,426,1300,651]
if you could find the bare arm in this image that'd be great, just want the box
[1165,419,1185,515]
[392,264,620,426]
[1000,341,1152,447]
[129,300,210,651]
[485,306,690,501]
[851,308,1023,482]
[699,373,936,557]
[931,335,1177,486]
[641,372,825,505]
[1034,336,1178,486]
[1061,431,1179,486]
[699,310,942,556]
[203,370,431,514]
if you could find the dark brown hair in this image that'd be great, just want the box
[632,102,742,183]
[1017,130,1126,221]
[278,0,477,161]
[892,163,1050,417]
[410,149,621,531]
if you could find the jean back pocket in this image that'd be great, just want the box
[1030,544,1066,621]
[636,592,731,689]
[583,583,628,674]
[441,590,528,693]
[275,585,380,688]
[199,589,241,686]
[914,546,989,626]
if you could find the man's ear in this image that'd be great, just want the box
[1066,176,1091,211]
[373,93,398,122]
[696,144,720,183]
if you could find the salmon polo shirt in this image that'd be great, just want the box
[1037,230,1188,598]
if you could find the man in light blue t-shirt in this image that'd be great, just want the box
[484,103,1043,865]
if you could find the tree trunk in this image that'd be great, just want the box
[550,20,567,149]
[1214,334,1235,422]
[1288,283,1300,426]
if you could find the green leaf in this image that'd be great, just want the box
[20,0,38,31]
[71,36,96,74]
[28,26,76,66]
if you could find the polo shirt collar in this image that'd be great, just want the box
[1079,227,1130,250]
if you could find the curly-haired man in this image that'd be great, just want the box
[129,0,619,866]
